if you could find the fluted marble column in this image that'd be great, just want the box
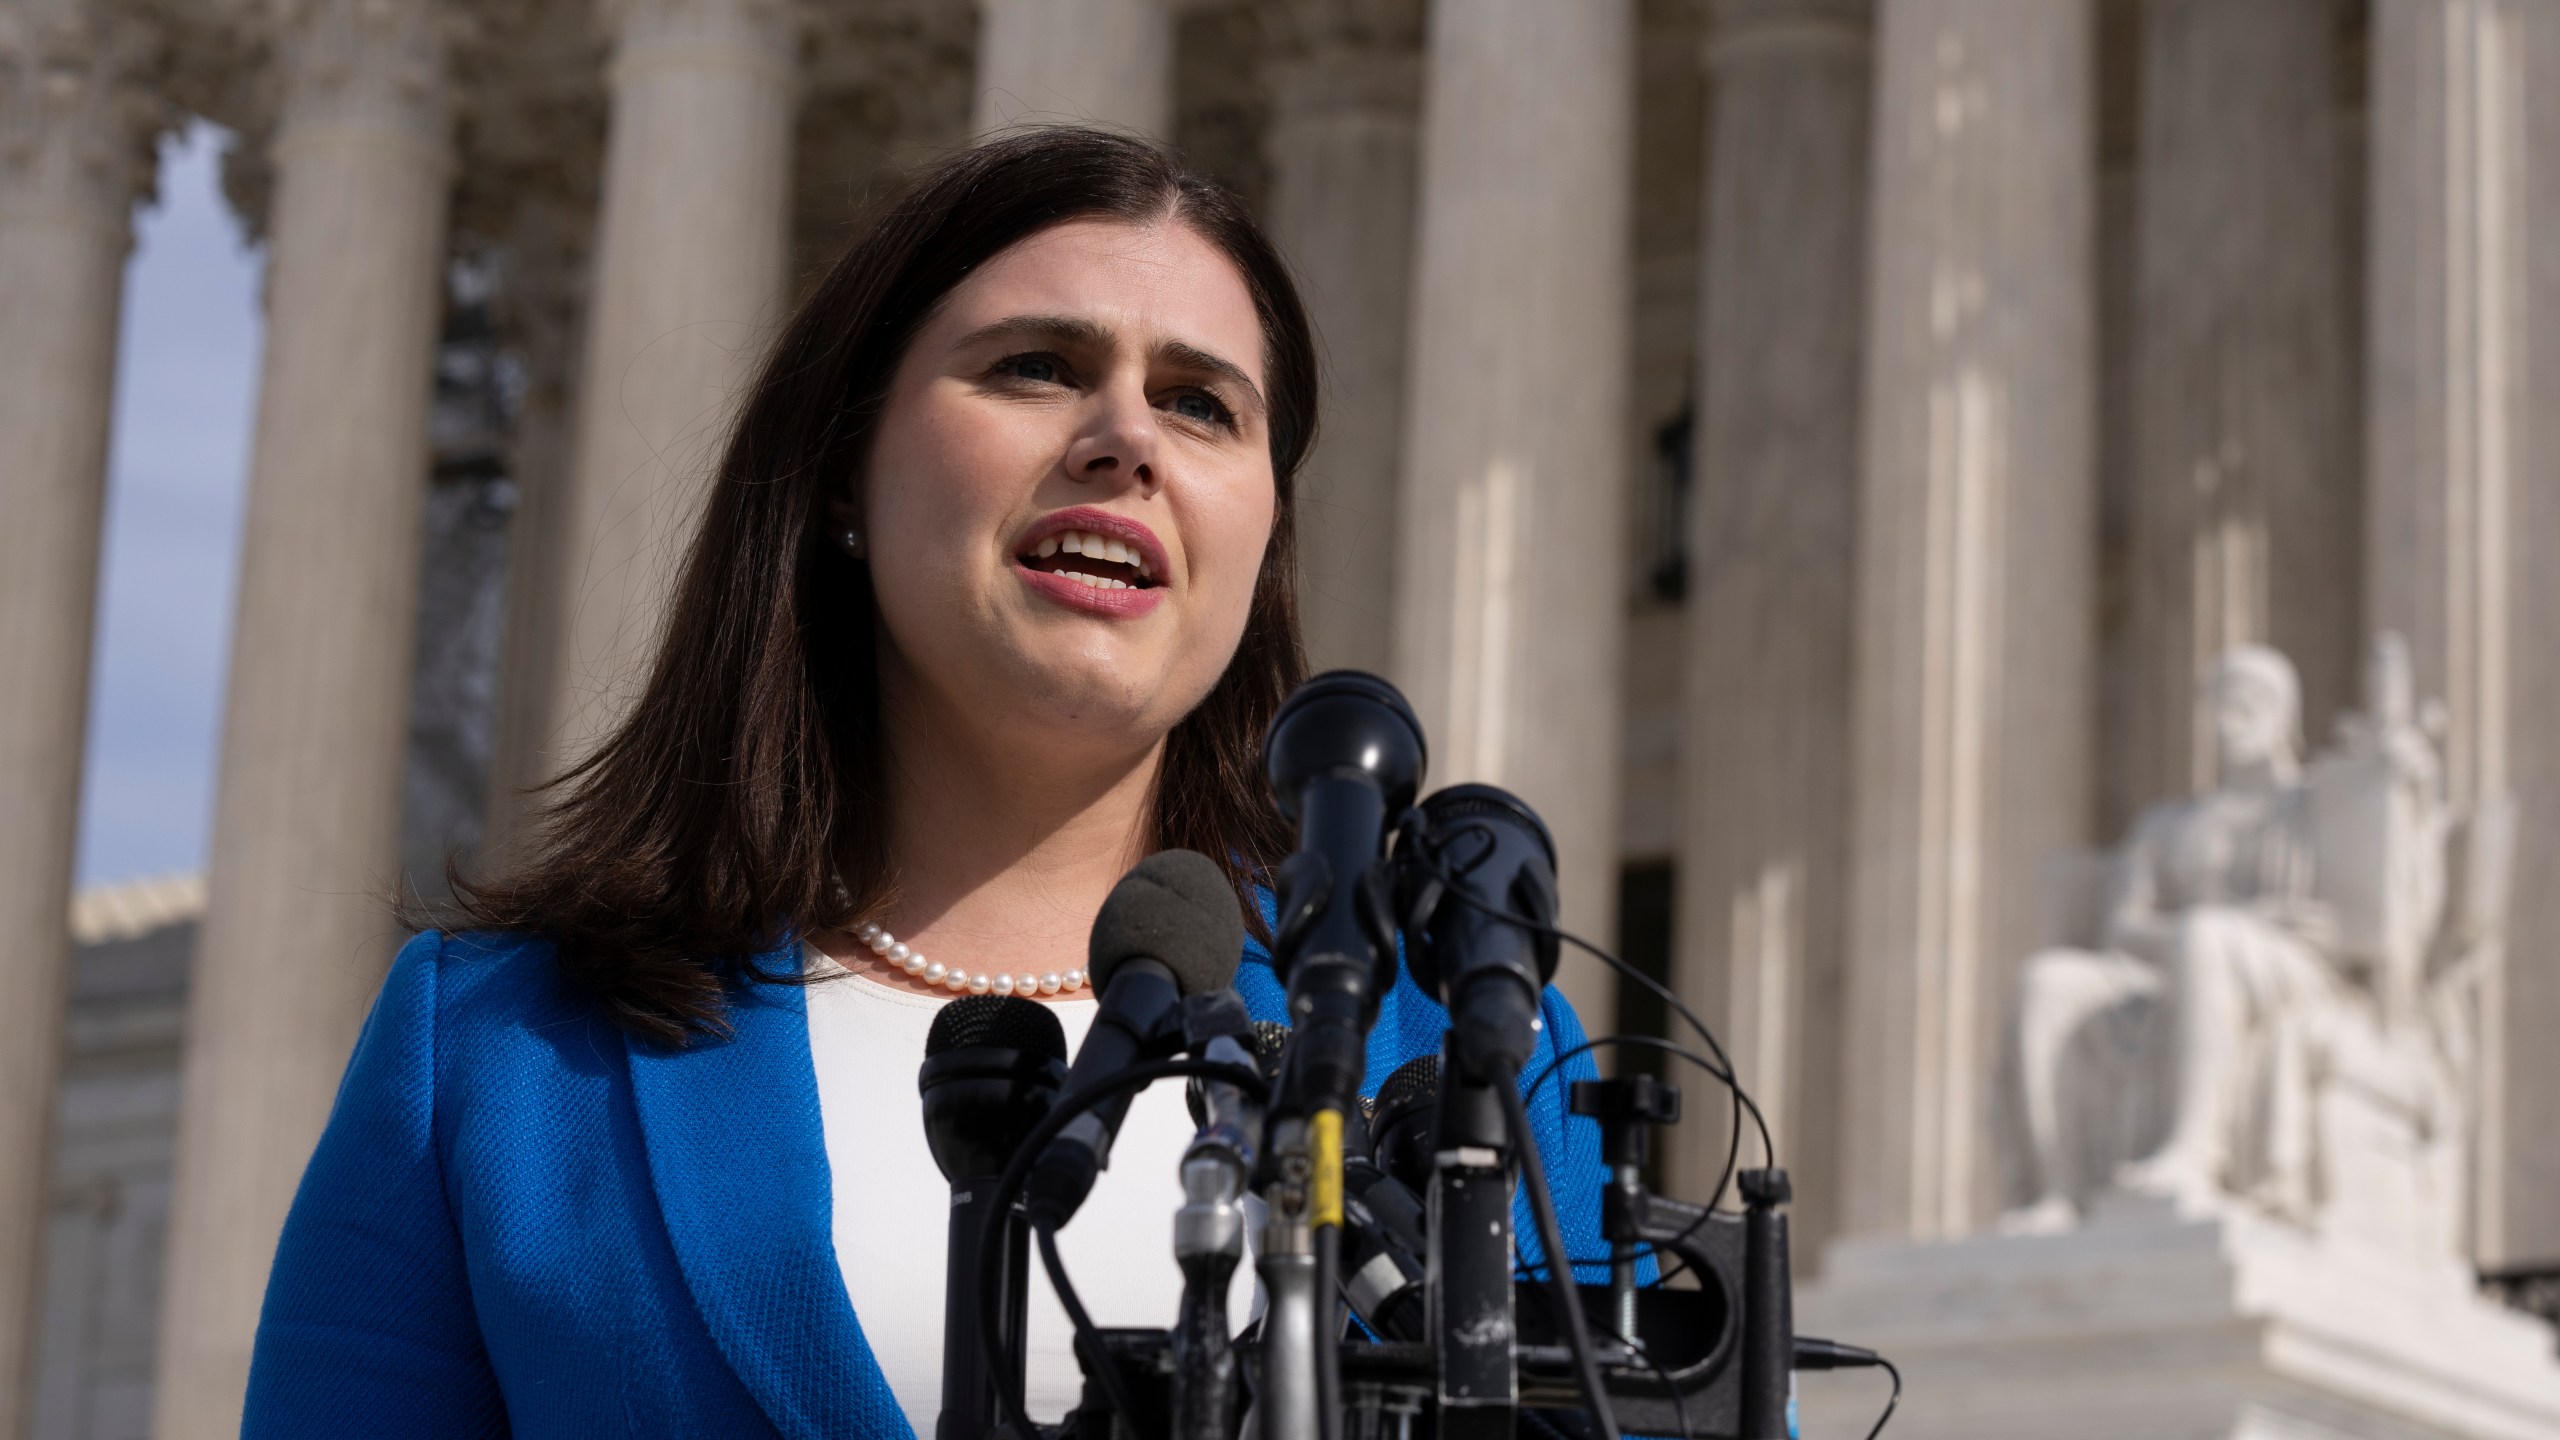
[1264,0,1422,674]
[0,8,160,1427]
[2118,0,2356,815]
[973,0,1172,138]
[1840,0,2095,1242]
[1392,0,1635,1027]
[1667,0,1872,1253]
[516,0,793,781]
[152,2,453,1431]
[2365,0,2560,1269]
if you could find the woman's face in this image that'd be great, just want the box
[849,217,1276,760]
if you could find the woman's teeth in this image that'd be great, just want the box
[1028,528,1154,585]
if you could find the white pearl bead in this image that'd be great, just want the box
[923,961,947,983]
[1018,974,1039,996]
[967,973,992,995]
[868,931,894,955]
[1039,973,1061,995]
[992,975,1015,996]
[944,970,969,992]
[901,953,928,976]
[888,942,912,963]
[1063,968,1085,992]
[855,921,879,942]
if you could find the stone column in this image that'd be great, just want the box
[0,8,160,1428]
[151,2,452,1431]
[476,193,591,855]
[1392,0,1635,1027]
[516,0,794,780]
[2117,0,2356,817]
[1839,0,2095,1241]
[973,0,1172,139]
[2365,0,2560,1269]
[1262,0,1422,675]
[1666,0,1872,1254]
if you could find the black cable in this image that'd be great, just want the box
[1867,1357,1902,1440]
[1035,1218,1144,1433]
[1401,833,1772,1219]
[1794,1337,1899,1440]
[1314,1223,1344,1440]
[973,1057,1269,1438]
[1405,828,1748,1099]
[1520,1033,1769,1288]
[1526,1033,1773,1210]
[1497,1079,1621,1440]
[1601,1315,1691,1440]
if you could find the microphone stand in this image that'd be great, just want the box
[1172,996,1262,1440]
[1258,672,1426,1440]
[942,1177,1034,1440]
[1426,1041,1519,1440]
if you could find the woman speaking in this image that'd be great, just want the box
[242,128,1607,1438]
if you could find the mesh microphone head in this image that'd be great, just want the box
[1370,1053,1441,1192]
[1248,1020,1291,1083]
[1373,1053,1440,1130]
[925,993,1067,1061]
[1087,849,1245,995]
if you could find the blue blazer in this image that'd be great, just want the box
[242,928,1614,1439]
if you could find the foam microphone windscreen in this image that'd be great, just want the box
[1087,848,1246,996]
[925,992,1067,1061]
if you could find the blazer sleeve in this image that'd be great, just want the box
[242,932,509,1438]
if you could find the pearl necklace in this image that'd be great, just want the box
[853,920,1087,999]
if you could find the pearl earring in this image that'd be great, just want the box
[841,527,865,558]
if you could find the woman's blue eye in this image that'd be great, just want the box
[1007,355,1060,383]
[1172,391,1221,423]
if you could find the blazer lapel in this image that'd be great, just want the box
[626,948,915,1440]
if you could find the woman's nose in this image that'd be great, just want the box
[1062,382,1161,490]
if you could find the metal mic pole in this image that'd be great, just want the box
[1172,997,1260,1440]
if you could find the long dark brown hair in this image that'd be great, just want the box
[455,129,1316,1045]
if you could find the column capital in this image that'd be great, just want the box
[265,0,455,149]
[1267,0,1421,123]
[598,0,797,71]
[0,2,174,232]
[1707,0,1870,67]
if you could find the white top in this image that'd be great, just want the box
[805,949,1253,1432]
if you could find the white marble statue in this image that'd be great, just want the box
[2000,635,2503,1255]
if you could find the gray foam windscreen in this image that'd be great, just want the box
[1086,848,1246,996]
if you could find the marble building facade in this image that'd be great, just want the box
[4,0,2560,1435]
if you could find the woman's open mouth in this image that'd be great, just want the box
[1017,528,1158,591]
[1012,509,1168,617]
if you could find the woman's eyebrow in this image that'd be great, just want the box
[955,313,1115,353]
[1158,340,1266,415]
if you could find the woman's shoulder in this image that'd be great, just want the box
[382,927,601,1055]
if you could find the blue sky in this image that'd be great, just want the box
[74,123,264,887]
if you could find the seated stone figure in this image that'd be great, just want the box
[2000,636,2493,1253]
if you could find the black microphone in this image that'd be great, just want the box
[1338,1098,1428,1339]
[1261,671,1426,1122]
[1397,783,1560,1084]
[921,995,1067,1440]
[1368,1053,1440,1197]
[1024,849,1245,1228]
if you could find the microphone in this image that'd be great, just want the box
[1338,1098,1427,1339]
[1397,783,1560,1084]
[1024,849,1245,1229]
[1368,1054,1440,1197]
[920,995,1067,1440]
[1261,671,1425,1121]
